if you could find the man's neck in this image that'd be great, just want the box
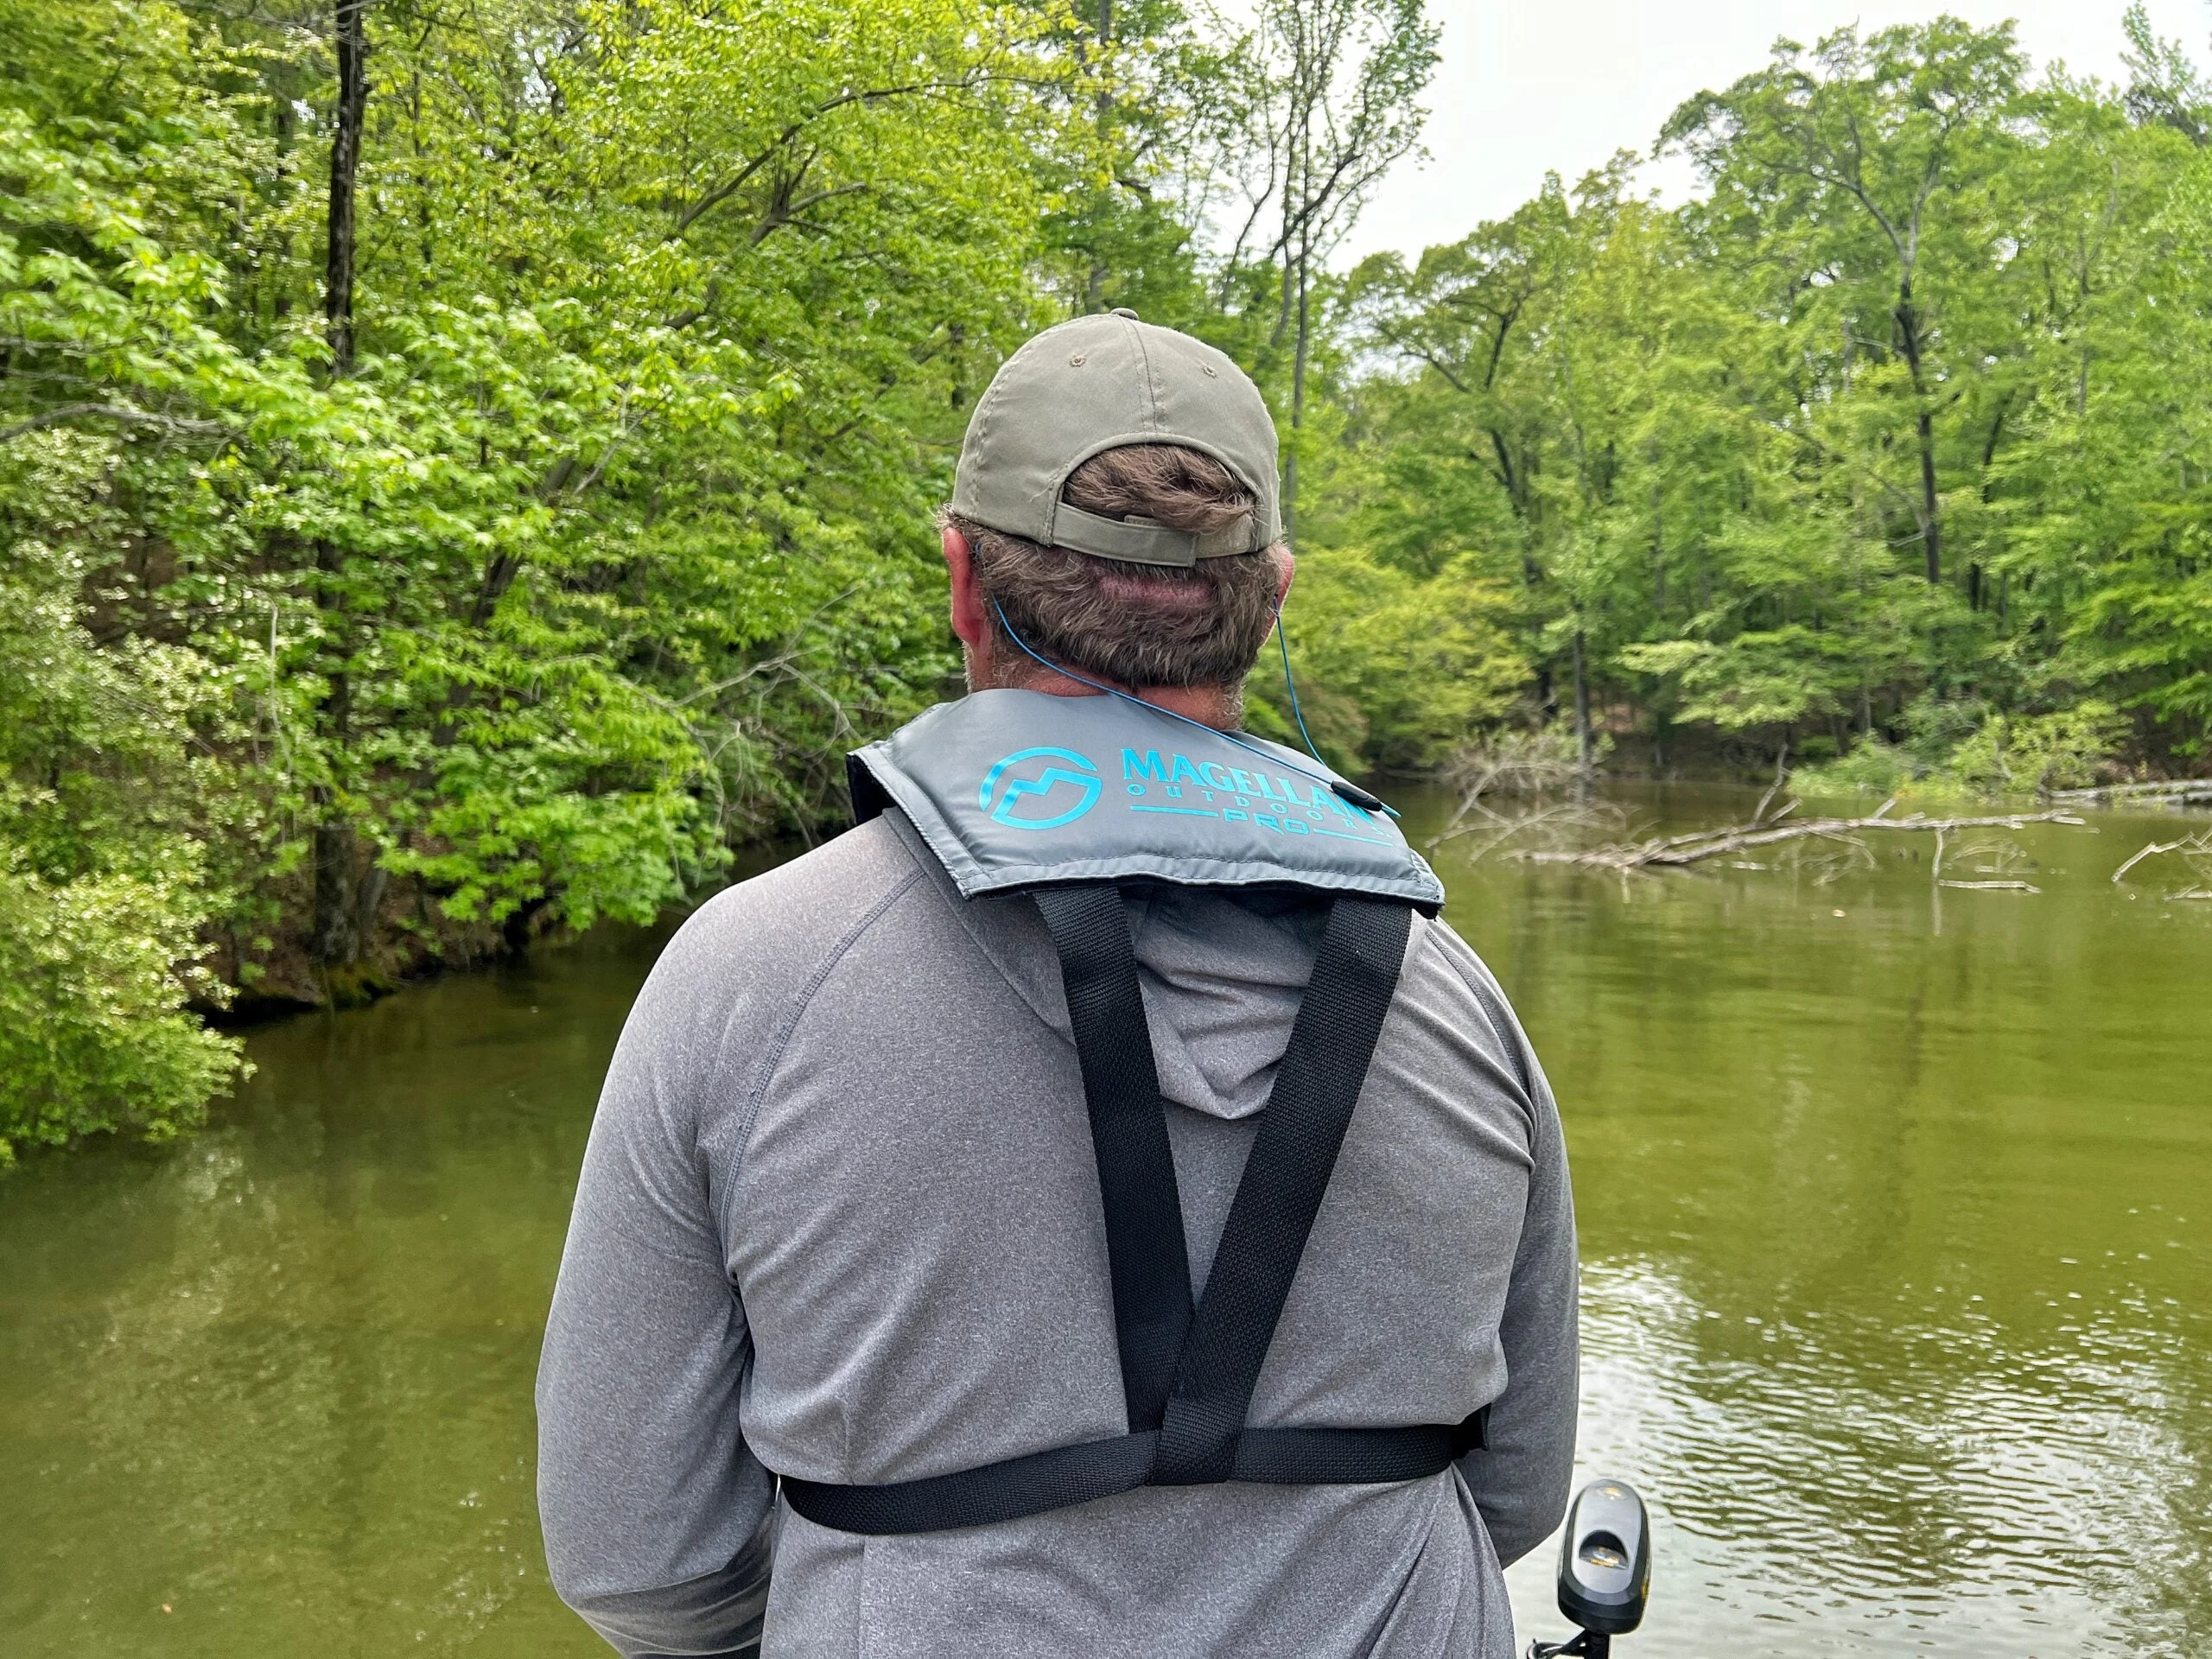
[975,655,1243,731]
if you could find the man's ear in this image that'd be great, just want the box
[941,522,990,653]
[1274,544,1296,607]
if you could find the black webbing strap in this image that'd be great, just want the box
[1033,885,1193,1432]
[1153,894,1411,1482]
[779,1416,1486,1535]
[778,886,1486,1536]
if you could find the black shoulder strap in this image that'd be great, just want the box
[1033,885,1193,1431]
[847,752,893,826]
[1153,895,1409,1482]
[778,885,1481,1535]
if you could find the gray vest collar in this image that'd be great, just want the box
[849,690,1444,913]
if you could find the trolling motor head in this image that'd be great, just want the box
[1527,1478,1651,1659]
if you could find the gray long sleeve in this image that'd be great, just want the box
[1432,925,1580,1566]
[537,906,780,1656]
[538,814,1578,1657]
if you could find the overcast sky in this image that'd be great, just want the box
[1338,0,2212,265]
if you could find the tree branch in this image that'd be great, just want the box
[0,403,232,444]
[751,182,869,245]
[1522,808,2085,870]
[671,77,995,238]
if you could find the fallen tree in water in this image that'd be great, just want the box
[1427,729,1624,860]
[2050,779,2212,810]
[1515,798,2087,874]
[2110,830,2212,898]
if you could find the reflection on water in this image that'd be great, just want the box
[0,931,647,1657]
[1,785,2206,1656]
[1474,787,2211,1657]
[1520,1258,2202,1656]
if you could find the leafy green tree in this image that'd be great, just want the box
[24,0,2212,1156]
[2121,0,2212,145]
[1228,0,1436,536]
[0,436,246,1162]
[2011,133,2212,751]
[1663,20,2026,589]
[0,0,1137,1144]
[1315,15,2212,777]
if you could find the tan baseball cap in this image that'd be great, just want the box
[950,309,1282,568]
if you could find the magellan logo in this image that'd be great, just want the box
[978,747,1102,830]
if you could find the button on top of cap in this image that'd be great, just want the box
[1109,307,1140,320]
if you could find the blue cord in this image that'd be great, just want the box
[1273,604,1325,766]
[988,597,1395,818]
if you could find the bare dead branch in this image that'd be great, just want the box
[2053,778,2212,808]
[1751,744,1791,826]
[2112,829,2212,891]
[1520,808,2087,871]
[2112,838,2190,883]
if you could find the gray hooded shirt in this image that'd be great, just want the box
[537,719,1579,1658]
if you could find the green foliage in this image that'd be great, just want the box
[2122,1,2212,143]
[0,0,1106,1149]
[0,439,245,1160]
[1949,703,2129,796]
[0,858,244,1164]
[1797,699,2128,802]
[22,0,2212,1156]
[1255,548,1526,772]
[1794,736,1916,799]
[0,0,1451,1152]
[1325,14,2212,789]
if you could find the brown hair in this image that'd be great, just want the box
[944,444,1284,695]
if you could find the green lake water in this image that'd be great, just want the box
[3,785,2207,1656]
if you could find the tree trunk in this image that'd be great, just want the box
[1572,627,1593,798]
[271,100,295,321]
[1896,280,1940,584]
[1967,396,2009,613]
[313,7,370,967]
[325,0,370,373]
[1284,245,1310,541]
[1084,0,1111,312]
[308,652,358,965]
[1916,408,1940,583]
[309,820,359,965]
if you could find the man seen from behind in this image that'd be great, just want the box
[537,309,1580,1657]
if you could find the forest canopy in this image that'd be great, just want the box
[5,0,2212,1154]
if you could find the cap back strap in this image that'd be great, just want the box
[1052,503,1262,567]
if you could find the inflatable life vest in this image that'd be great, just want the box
[777,690,1482,1535]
